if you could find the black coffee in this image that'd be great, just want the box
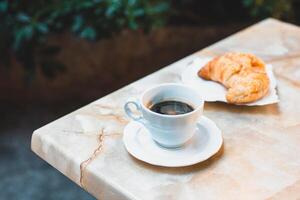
[149,100,194,115]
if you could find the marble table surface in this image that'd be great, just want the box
[31,18,300,200]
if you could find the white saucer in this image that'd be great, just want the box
[123,116,223,167]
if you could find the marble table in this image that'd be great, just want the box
[31,18,300,200]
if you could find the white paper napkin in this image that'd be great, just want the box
[181,57,279,106]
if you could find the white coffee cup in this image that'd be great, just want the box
[124,83,204,148]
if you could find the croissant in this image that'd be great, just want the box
[198,53,269,104]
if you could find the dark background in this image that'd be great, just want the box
[0,0,299,199]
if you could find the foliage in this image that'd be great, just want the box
[242,0,295,19]
[0,0,170,81]
[1,0,299,81]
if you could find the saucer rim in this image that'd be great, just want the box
[123,116,223,167]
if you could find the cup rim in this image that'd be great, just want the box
[140,83,204,118]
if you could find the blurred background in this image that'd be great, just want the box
[0,0,299,199]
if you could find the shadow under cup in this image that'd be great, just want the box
[140,84,204,148]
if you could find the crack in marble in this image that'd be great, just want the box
[75,104,129,189]
[76,126,122,189]
[80,128,105,189]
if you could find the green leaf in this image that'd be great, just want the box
[128,0,137,6]
[16,12,31,23]
[149,2,169,14]
[72,15,83,32]
[80,1,95,9]
[105,6,115,17]
[0,1,8,12]
[128,18,138,30]
[36,23,48,34]
[105,1,121,17]
[242,0,254,7]
[132,8,144,17]
[13,26,33,50]
[79,27,96,40]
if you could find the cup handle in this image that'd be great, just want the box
[124,97,144,121]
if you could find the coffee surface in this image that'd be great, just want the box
[149,100,194,115]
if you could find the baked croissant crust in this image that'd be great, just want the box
[198,52,269,104]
